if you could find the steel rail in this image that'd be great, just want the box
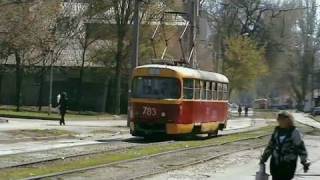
[24,134,272,180]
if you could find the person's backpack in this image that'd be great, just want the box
[57,94,61,104]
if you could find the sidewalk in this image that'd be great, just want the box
[293,112,320,129]
[295,137,320,179]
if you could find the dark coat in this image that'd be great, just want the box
[58,95,67,114]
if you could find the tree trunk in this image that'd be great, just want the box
[77,49,86,112]
[101,77,109,112]
[37,67,45,111]
[15,51,23,112]
[114,36,125,115]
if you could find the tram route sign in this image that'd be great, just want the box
[142,106,157,117]
[149,68,161,76]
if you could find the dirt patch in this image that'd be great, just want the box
[0,125,276,180]
[90,127,129,135]
[5,129,76,139]
[253,111,278,119]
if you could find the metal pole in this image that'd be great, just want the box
[128,0,140,127]
[311,48,315,108]
[189,0,199,68]
[132,0,140,68]
[48,51,53,115]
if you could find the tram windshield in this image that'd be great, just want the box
[132,77,180,99]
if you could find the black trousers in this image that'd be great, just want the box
[270,158,296,180]
[60,112,65,125]
[272,177,292,180]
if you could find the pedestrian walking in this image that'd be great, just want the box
[238,105,242,117]
[259,111,310,180]
[245,105,249,117]
[57,92,68,126]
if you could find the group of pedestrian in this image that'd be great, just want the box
[237,105,249,117]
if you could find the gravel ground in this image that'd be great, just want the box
[145,136,320,180]
[148,135,320,180]
[0,137,135,169]
[146,113,320,180]
[35,114,318,180]
[0,118,268,169]
[48,136,270,180]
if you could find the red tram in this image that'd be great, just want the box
[129,64,229,137]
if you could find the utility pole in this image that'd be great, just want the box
[48,50,54,115]
[128,0,140,126]
[188,0,199,68]
[131,0,140,69]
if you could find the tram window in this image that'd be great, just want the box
[201,81,206,100]
[183,79,194,99]
[194,80,201,99]
[223,84,229,100]
[218,83,223,100]
[132,77,180,99]
[212,82,217,100]
[206,81,212,100]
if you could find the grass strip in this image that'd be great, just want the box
[0,126,275,180]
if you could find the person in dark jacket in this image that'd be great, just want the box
[57,92,68,126]
[260,111,310,180]
[244,105,249,117]
[238,105,242,117]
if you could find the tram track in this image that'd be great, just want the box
[0,136,175,169]
[0,119,268,170]
[24,134,271,180]
[19,123,316,180]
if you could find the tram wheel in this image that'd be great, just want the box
[208,130,218,138]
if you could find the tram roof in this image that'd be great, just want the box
[136,64,229,83]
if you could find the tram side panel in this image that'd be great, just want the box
[179,101,228,133]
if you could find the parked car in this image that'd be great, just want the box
[311,107,320,116]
